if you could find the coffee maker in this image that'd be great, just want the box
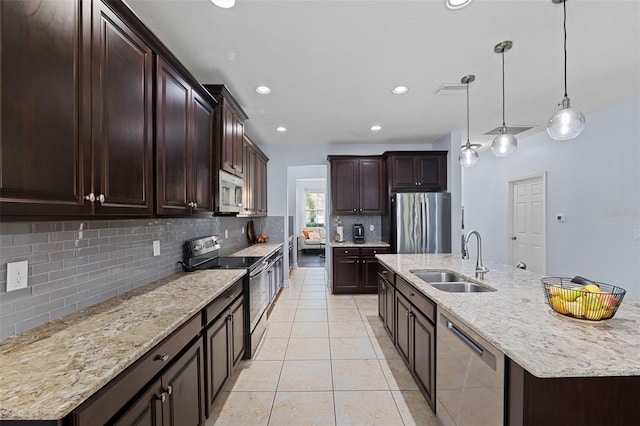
[353,224,365,244]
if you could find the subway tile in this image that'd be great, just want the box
[98,228,118,237]
[50,304,77,321]
[62,221,87,231]
[28,273,50,287]
[63,256,89,268]
[0,244,32,259]
[0,307,35,324]
[49,250,77,261]
[15,293,49,311]
[64,239,89,250]
[12,233,48,245]
[50,285,77,301]
[99,289,118,301]
[88,253,110,264]
[32,242,64,254]
[78,230,99,239]
[50,231,79,242]
[33,299,64,316]
[0,303,16,316]
[15,313,50,334]
[64,290,89,306]
[78,294,102,310]
[0,235,14,246]
[76,247,99,257]
[30,222,60,233]
[87,221,110,230]
[31,261,64,276]
[49,267,77,281]
[0,222,31,235]
[32,279,64,296]
[0,324,16,340]
[89,237,109,247]
[0,287,32,303]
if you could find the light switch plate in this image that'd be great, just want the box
[153,240,161,257]
[7,260,28,291]
[225,229,229,239]
[369,224,375,232]
[634,229,640,241]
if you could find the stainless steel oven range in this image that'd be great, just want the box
[179,235,275,358]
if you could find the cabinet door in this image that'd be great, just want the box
[156,58,191,216]
[190,91,214,214]
[358,158,385,214]
[332,254,360,294]
[362,257,381,293]
[233,118,244,176]
[378,275,388,326]
[230,296,246,367]
[113,379,163,426]
[395,292,412,366]
[411,308,436,411]
[205,313,231,414]
[0,0,90,216]
[389,156,417,191]
[242,138,256,215]
[331,159,358,214]
[384,283,395,341]
[415,154,447,190]
[256,155,268,215]
[162,339,205,426]
[220,104,237,175]
[92,2,153,216]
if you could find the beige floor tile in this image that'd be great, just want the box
[285,337,331,360]
[330,337,377,360]
[370,335,401,359]
[379,358,419,391]
[225,360,283,391]
[297,299,328,309]
[265,321,293,338]
[269,309,297,322]
[333,391,404,426]
[207,391,274,426]
[303,280,327,286]
[391,390,437,426]
[331,359,389,390]
[358,308,379,317]
[254,338,289,361]
[269,391,335,426]
[326,298,357,309]
[327,309,362,322]
[290,321,329,338]
[277,360,333,391]
[328,321,369,338]
[299,291,328,300]
[363,321,388,338]
[271,299,299,310]
[294,309,328,322]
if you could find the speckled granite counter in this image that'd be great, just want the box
[0,269,246,421]
[376,253,640,378]
[230,242,283,257]
[330,241,390,248]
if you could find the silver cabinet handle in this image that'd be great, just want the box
[193,202,197,208]
[447,320,484,356]
[97,194,105,203]
[353,208,356,211]
[163,385,173,396]
[345,250,349,254]
[156,392,166,403]
[155,354,169,362]
[84,193,95,202]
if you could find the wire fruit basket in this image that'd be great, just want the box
[541,277,626,321]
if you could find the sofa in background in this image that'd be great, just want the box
[298,228,326,252]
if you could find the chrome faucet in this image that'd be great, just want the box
[463,231,489,278]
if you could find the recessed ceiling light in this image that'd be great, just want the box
[446,0,473,10]
[276,126,287,132]
[392,86,409,95]
[211,0,235,9]
[371,125,382,131]
[255,85,271,95]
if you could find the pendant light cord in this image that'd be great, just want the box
[563,0,568,97]
[501,50,506,126]
[466,81,470,143]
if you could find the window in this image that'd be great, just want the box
[305,192,325,227]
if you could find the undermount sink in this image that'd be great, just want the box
[410,270,497,293]
[430,282,495,293]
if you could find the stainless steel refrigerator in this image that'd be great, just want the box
[391,192,451,254]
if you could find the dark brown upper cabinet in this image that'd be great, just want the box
[240,135,268,217]
[386,151,448,192]
[155,58,214,217]
[0,0,91,217]
[328,156,385,215]
[204,85,248,178]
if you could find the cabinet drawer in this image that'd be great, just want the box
[333,247,360,256]
[72,314,201,425]
[395,276,436,323]
[362,247,390,257]
[378,264,394,284]
[205,278,244,326]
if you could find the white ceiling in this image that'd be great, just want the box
[125,0,640,149]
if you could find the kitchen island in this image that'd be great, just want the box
[377,253,640,425]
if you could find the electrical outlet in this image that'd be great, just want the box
[224,229,229,239]
[369,224,375,232]
[634,229,640,241]
[153,240,161,257]
[7,260,28,292]
[242,226,245,234]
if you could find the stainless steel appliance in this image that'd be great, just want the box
[180,235,271,357]
[391,192,451,253]
[218,170,243,213]
[353,223,365,244]
[436,306,504,426]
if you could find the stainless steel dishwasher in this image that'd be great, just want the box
[436,306,504,426]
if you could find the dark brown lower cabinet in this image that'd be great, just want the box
[332,246,390,294]
[113,379,163,426]
[204,295,245,417]
[394,279,436,411]
[377,265,395,341]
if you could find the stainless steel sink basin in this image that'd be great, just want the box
[430,282,496,293]
[411,271,467,283]
[410,270,497,293]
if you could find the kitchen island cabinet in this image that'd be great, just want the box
[377,264,395,340]
[376,253,640,425]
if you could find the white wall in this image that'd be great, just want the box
[295,178,326,236]
[463,96,640,299]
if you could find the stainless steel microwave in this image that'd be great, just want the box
[218,170,243,213]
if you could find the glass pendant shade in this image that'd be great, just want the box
[491,127,517,157]
[546,97,585,140]
[459,145,479,167]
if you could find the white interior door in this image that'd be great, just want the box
[509,174,546,274]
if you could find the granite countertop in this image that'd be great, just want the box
[230,242,283,257]
[0,269,246,421]
[330,241,390,248]
[376,253,640,378]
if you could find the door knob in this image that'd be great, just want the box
[97,194,105,203]
[511,236,517,240]
[84,193,95,202]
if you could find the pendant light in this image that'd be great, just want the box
[491,41,517,157]
[459,75,479,168]
[547,0,585,140]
